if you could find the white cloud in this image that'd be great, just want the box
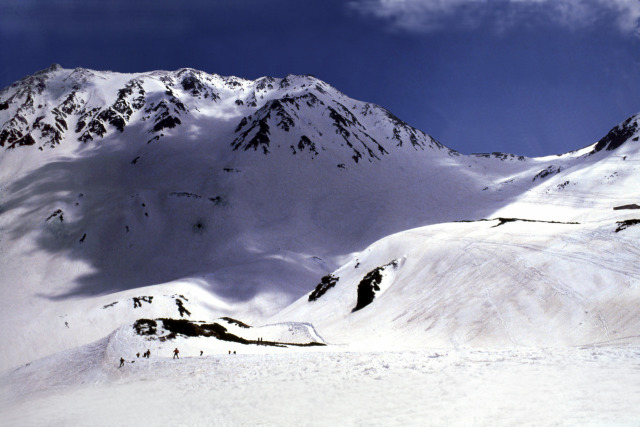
[349,0,640,35]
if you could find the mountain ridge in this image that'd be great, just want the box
[0,65,452,165]
[3,65,639,160]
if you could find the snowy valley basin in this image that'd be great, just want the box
[1,66,640,425]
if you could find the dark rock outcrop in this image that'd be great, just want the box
[593,116,638,153]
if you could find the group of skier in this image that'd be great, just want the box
[119,347,244,366]
[118,348,162,367]
[118,347,203,366]
[135,349,151,359]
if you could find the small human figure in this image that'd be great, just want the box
[119,357,125,368]
[136,352,140,358]
[173,348,180,359]
[200,350,203,356]
[145,349,151,358]
[228,350,231,355]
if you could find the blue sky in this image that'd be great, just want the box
[1,0,639,157]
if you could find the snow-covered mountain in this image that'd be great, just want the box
[272,116,640,348]
[1,65,639,370]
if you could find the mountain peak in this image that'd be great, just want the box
[34,63,63,75]
[592,114,639,153]
[0,66,447,161]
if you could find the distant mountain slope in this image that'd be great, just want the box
[0,65,638,369]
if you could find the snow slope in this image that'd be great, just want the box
[273,217,640,348]
[270,113,640,349]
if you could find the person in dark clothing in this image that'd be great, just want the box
[200,350,203,356]
[173,348,180,359]
[119,357,125,368]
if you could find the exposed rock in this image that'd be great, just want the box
[533,165,562,181]
[352,261,398,312]
[593,116,639,153]
[613,204,640,210]
[615,219,640,233]
[297,135,318,156]
[309,274,340,302]
[45,209,64,222]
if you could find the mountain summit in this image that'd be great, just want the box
[0,64,449,161]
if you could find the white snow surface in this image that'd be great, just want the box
[273,219,640,349]
[3,342,640,426]
[1,66,640,424]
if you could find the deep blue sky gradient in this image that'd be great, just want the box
[1,0,639,156]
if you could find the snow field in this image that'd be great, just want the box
[3,345,640,426]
